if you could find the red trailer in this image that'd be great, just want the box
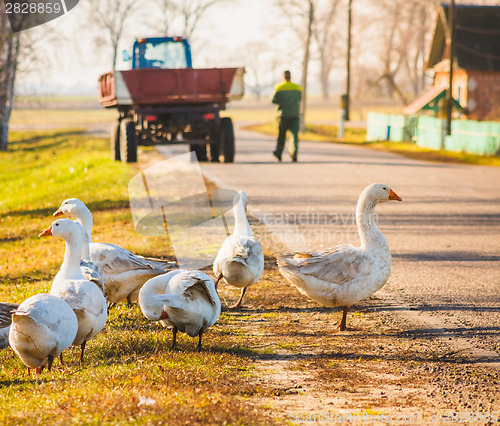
[98,37,244,163]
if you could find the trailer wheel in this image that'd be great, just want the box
[120,119,138,163]
[219,117,235,163]
[111,122,121,161]
[189,144,207,162]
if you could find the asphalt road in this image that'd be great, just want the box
[161,124,500,367]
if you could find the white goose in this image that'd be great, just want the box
[213,191,264,309]
[0,302,19,350]
[9,294,78,374]
[139,269,221,351]
[77,223,105,294]
[39,219,107,363]
[277,183,402,331]
[53,198,174,306]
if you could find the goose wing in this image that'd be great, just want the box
[0,303,19,328]
[90,242,167,273]
[278,244,370,286]
[80,259,105,294]
[214,235,264,275]
[170,271,219,306]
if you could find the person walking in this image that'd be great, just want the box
[271,70,302,162]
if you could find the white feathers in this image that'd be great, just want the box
[213,191,264,308]
[278,184,402,329]
[9,294,78,370]
[54,198,173,304]
[139,269,221,350]
[41,219,107,359]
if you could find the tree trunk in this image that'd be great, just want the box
[0,32,20,151]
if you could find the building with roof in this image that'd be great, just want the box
[404,4,500,121]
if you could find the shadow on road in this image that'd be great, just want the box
[393,251,500,262]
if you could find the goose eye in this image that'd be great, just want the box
[55,223,59,226]
[383,187,387,190]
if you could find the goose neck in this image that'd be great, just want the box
[80,228,91,260]
[356,196,385,250]
[233,201,252,237]
[81,239,91,260]
[59,233,84,280]
[75,207,93,241]
[139,274,170,321]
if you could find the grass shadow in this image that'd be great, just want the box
[7,130,85,153]
[5,199,131,219]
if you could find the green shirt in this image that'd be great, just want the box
[272,81,302,118]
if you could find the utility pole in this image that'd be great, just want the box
[339,0,352,138]
[446,0,455,136]
[346,0,352,121]
[300,1,314,133]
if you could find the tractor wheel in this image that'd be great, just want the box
[111,122,121,161]
[218,117,235,163]
[189,143,208,162]
[207,142,219,162]
[120,119,137,163]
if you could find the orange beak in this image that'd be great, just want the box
[39,225,53,237]
[389,189,402,201]
[160,311,169,320]
[53,208,64,217]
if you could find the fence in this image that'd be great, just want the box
[366,113,412,142]
[367,113,500,155]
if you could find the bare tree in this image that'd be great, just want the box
[237,41,282,100]
[86,0,141,69]
[0,9,21,151]
[180,0,229,38]
[276,0,315,131]
[401,2,427,95]
[314,0,341,99]
[157,0,178,35]
[380,1,407,102]
[353,0,438,105]
[156,0,230,39]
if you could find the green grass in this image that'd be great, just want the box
[246,122,500,167]
[0,306,267,424]
[0,130,130,212]
[0,130,136,300]
[0,130,274,424]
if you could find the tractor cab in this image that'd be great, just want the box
[124,37,193,70]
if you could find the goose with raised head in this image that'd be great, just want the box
[0,302,19,349]
[53,198,174,306]
[139,269,221,351]
[9,294,78,374]
[213,191,264,309]
[277,183,402,331]
[39,219,107,363]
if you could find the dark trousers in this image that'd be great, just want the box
[275,116,299,158]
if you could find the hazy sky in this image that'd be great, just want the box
[16,0,291,95]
